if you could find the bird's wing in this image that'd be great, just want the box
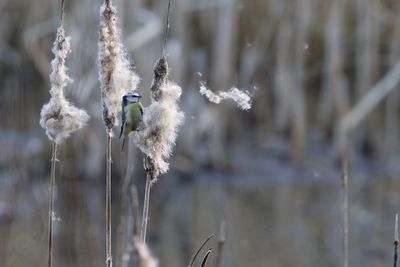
[119,101,127,138]
[139,102,144,116]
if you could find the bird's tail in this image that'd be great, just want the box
[119,125,124,139]
[121,137,126,152]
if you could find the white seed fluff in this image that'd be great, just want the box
[135,240,158,267]
[98,3,139,129]
[40,26,89,144]
[133,82,185,178]
[199,83,252,110]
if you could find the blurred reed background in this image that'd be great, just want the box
[2,0,400,266]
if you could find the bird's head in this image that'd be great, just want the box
[123,92,142,103]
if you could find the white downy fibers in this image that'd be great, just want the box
[40,26,89,144]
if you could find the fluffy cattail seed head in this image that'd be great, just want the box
[150,57,169,101]
[133,58,184,181]
[98,2,139,129]
[40,26,89,144]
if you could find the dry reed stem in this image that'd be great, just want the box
[60,0,65,24]
[106,129,113,267]
[117,140,130,264]
[131,186,141,237]
[161,0,171,58]
[121,186,143,267]
[394,214,399,267]
[188,234,214,267]
[215,222,226,267]
[140,174,152,243]
[117,140,135,266]
[319,0,346,131]
[341,158,349,267]
[47,142,58,267]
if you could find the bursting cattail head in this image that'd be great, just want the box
[133,58,184,181]
[151,58,169,101]
[98,2,139,130]
[40,26,89,144]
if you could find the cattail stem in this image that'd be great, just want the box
[161,0,172,58]
[116,141,130,266]
[60,0,65,25]
[140,174,152,243]
[106,129,113,267]
[215,222,226,267]
[394,214,399,267]
[341,158,349,267]
[47,142,58,267]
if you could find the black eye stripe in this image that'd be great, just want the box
[124,93,141,98]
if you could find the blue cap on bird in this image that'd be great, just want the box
[123,92,142,103]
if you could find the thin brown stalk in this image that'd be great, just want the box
[394,214,399,267]
[341,157,349,267]
[140,174,152,243]
[215,222,226,267]
[106,129,113,267]
[188,234,214,267]
[47,142,58,267]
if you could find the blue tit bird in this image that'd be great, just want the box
[119,92,144,151]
